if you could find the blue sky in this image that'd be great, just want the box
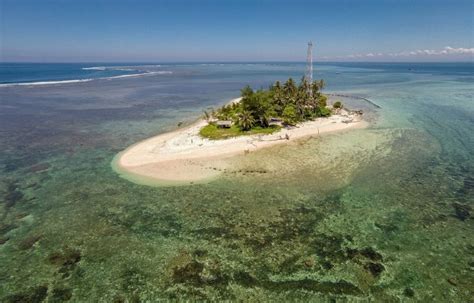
[1,0,473,62]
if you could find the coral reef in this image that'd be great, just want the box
[4,285,48,303]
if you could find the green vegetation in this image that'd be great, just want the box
[200,77,338,139]
[199,123,281,140]
[333,101,343,109]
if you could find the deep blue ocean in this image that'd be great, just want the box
[0,62,472,301]
[0,63,167,85]
[1,62,472,85]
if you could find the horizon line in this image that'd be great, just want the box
[1,60,473,64]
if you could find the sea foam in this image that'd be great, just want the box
[0,71,172,87]
[82,66,107,70]
[0,78,94,87]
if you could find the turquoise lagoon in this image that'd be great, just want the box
[0,62,472,301]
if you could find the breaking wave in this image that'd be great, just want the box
[81,65,162,71]
[82,66,107,70]
[0,71,172,88]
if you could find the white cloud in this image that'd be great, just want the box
[443,46,474,54]
[325,46,474,60]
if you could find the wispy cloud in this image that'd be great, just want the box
[321,46,474,60]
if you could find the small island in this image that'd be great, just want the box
[200,77,333,140]
[113,77,365,185]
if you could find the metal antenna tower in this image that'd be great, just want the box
[306,41,313,96]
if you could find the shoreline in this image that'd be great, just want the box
[113,97,368,186]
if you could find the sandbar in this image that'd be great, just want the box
[113,97,367,185]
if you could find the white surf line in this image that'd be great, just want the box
[0,71,172,88]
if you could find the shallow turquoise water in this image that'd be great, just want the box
[0,63,472,301]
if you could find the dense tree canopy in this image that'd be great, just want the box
[211,78,331,131]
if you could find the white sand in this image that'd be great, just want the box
[113,98,368,185]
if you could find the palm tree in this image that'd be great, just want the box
[241,85,254,98]
[295,90,308,119]
[299,76,310,93]
[311,80,320,97]
[283,78,297,103]
[271,80,284,114]
[318,79,326,91]
[237,110,255,131]
[294,77,313,118]
[270,80,281,92]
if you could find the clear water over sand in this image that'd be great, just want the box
[0,62,472,301]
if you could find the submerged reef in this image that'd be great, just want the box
[452,202,471,221]
[0,93,473,301]
[48,248,82,280]
[18,234,42,250]
[146,198,391,300]
[51,288,73,302]
[4,285,48,303]
[3,181,23,209]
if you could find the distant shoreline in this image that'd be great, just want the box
[112,97,367,186]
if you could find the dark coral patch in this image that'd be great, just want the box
[48,248,82,266]
[48,248,82,279]
[0,236,10,245]
[313,234,346,260]
[18,234,42,250]
[4,182,23,208]
[4,285,48,303]
[51,288,73,301]
[364,262,385,277]
[452,202,471,221]
[233,271,258,287]
[404,287,415,297]
[347,247,383,262]
[0,223,17,235]
[172,260,205,284]
[30,163,50,173]
[360,247,383,261]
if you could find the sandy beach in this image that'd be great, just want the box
[113,97,367,185]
